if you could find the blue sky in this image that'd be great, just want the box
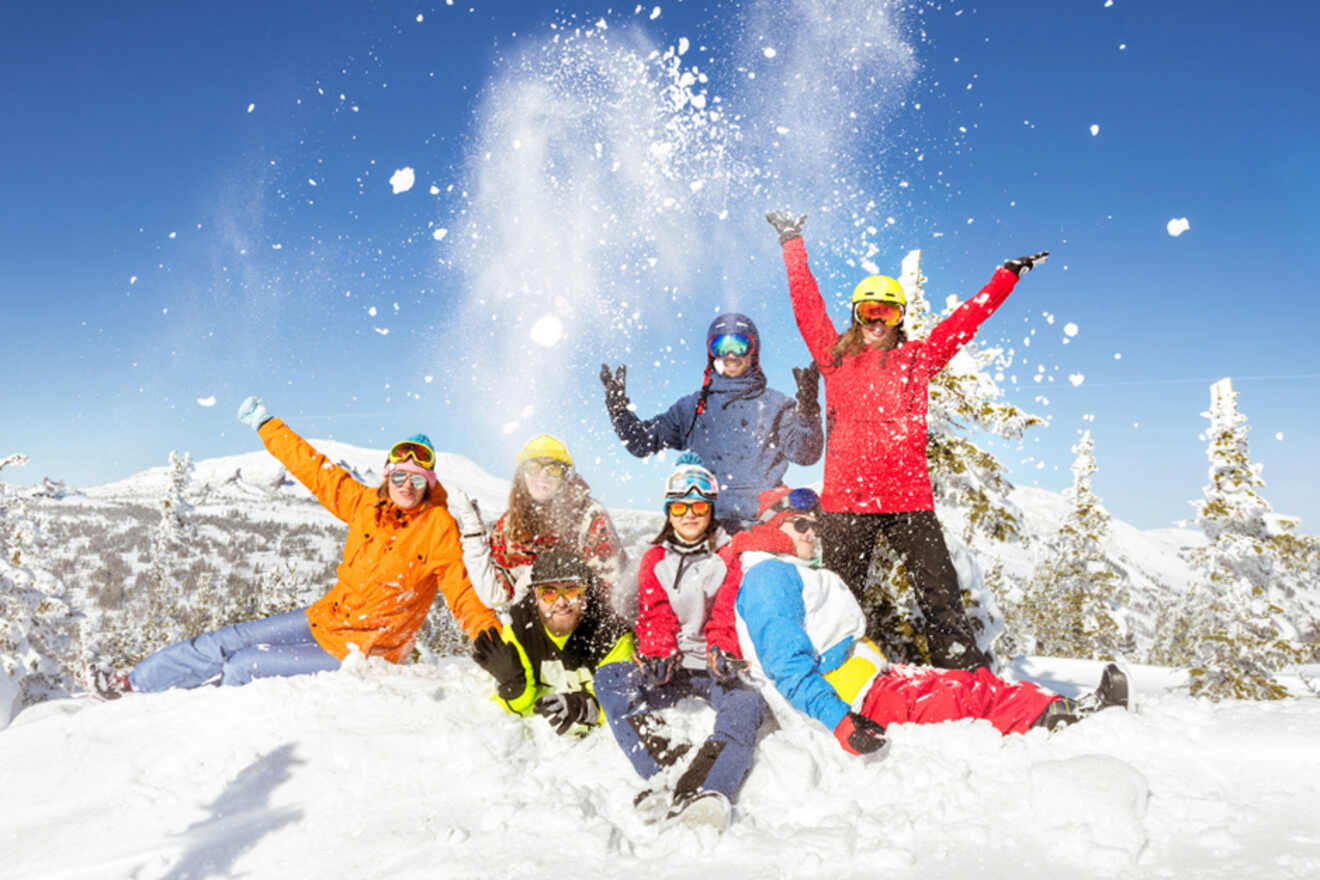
[3,0,1318,532]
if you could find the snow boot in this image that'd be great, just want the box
[665,740,732,829]
[82,665,132,701]
[1092,662,1131,711]
[1031,663,1131,730]
[667,790,731,832]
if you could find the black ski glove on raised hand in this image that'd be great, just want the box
[833,711,888,756]
[765,210,807,245]
[599,364,630,419]
[534,691,600,735]
[1002,251,1050,278]
[792,362,821,421]
[472,627,525,700]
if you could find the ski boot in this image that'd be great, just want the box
[1031,663,1131,730]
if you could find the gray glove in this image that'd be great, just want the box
[236,396,272,430]
[534,691,600,735]
[1002,251,1050,278]
[766,210,807,245]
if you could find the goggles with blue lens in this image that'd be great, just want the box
[759,487,821,522]
[664,466,719,502]
[708,333,754,359]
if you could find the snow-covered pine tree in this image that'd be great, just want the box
[1,454,78,723]
[853,252,1045,663]
[96,451,202,665]
[1016,430,1125,659]
[1171,378,1313,699]
[148,450,197,592]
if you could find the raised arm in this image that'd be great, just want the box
[250,409,371,524]
[766,213,840,367]
[924,252,1047,373]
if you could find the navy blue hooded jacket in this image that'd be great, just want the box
[607,314,823,527]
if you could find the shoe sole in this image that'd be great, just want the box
[667,793,731,832]
[1099,663,1132,711]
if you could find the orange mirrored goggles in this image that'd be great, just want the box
[388,440,436,469]
[668,500,713,518]
[535,584,585,604]
[853,300,904,327]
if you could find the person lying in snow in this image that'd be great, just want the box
[599,312,823,535]
[704,486,1130,756]
[593,453,766,831]
[83,397,498,699]
[766,209,1050,671]
[447,433,626,612]
[469,547,633,737]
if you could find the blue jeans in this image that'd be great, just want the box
[130,609,340,692]
[594,662,765,801]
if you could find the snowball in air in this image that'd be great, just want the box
[432,228,448,241]
[1089,124,1100,136]
[1064,322,1079,337]
[247,103,255,113]
[763,47,777,58]
[196,396,216,407]
[1069,373,1085,386]
[529,314,565,347]
[1167,217,1190,237]
[389,167,416,194]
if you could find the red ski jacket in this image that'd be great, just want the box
[781,237,1019,513]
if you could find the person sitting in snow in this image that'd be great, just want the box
[705,485,1130,757]
[83,397,499,699]
[593,453,767,830]
[765,210,1050,671]
[599,312,823,534]
[469,547,633,737]
[448,434,625,613]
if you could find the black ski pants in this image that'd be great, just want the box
[819,509,990,671]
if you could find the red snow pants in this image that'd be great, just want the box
[859,665,1057,735]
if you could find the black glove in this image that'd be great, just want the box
[634,653,680,688]
[765,210,807,245]
[599,363,630,418]
[705,645,749,684]
[472,627,525,700]
[833,711,888,756]
[792,362,821,420]
[534,691,600,735]
[1002,251,1049,278]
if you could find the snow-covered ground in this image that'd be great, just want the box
[4,655,1319,880]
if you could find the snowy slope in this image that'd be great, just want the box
[3,656,1320,880]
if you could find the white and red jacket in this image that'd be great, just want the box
[634,535,741,670]
[781,237,1020,513]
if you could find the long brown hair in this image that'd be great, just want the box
[504,465,591,544]
[829,321,908,365]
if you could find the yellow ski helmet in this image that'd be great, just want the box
[516,434,574,467]
[851,274,906,308]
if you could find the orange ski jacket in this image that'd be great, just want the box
[258,418,498,662]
